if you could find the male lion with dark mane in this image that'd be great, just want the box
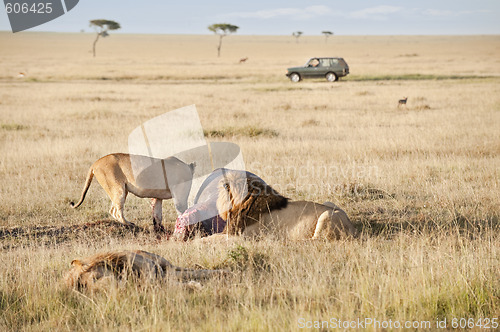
[214,172,356,240]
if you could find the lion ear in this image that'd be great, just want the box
[71,259,83,267]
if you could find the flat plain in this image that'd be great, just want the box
[0,32,499,331]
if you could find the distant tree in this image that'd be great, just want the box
[292,31,303,43]
[89,19,121,57]
[208,23,239,57]
[322,31,333,44]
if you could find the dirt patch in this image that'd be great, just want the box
[0,220,168,249]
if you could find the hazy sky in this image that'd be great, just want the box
[1,0,499,35]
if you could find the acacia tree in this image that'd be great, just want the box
[208,23,239,57]
[292,31,303,43]
[89,19,121,57]
[322,31,333,44]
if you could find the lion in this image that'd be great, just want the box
[215,172,356,240]
[64,250,226,290]
[70,153,195,232]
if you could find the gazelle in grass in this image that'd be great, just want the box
[398,97,408,108]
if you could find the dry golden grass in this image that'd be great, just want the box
[0,33,499,331]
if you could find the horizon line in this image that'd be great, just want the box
[1,30,499,37]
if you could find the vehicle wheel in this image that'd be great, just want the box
[326,72,338,82]
[289,73,301,83]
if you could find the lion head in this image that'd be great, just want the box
[216,172,288,235]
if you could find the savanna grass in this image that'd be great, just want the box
[0,33,499,331]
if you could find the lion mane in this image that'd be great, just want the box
[216,172,288,235]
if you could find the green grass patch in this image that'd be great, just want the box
[204,126,278,138]
[1,123,28,131]
[347,74,496,81]
[84,75,238,82]
[253,86,313,92]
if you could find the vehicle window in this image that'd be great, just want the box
[330,59,339,66]
[318,59,329,67]
[337,59,346,66]
[308,59,319,67]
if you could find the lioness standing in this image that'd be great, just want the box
[70,153,195,232]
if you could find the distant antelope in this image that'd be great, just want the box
[398,97,408,107]
[17,72,26,78]
[239,57,248,64]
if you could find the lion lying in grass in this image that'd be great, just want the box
[215,172,356,240]
[64,250,226,290]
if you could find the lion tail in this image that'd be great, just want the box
[70,167,94,209]
[172,267,228,280]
